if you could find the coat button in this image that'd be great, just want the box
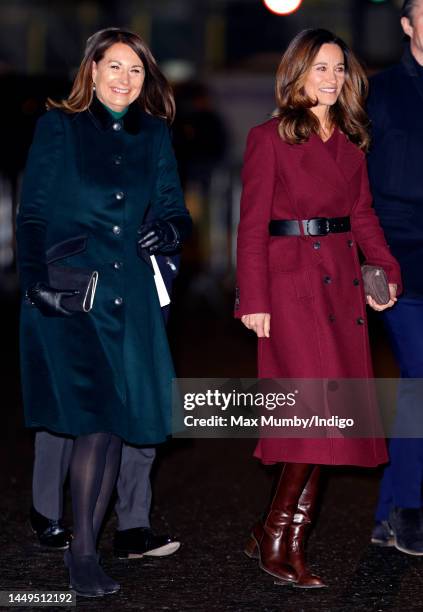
[112,225,122,235]
[347,240,354,248]
[356,317,365,325]
[313,241,321,250]
[114,297,123,306]
[329,313,336,322]
[115,191,124,201]
[113,261,123,270]
[114,155,122,165]
[112,122,122,131]
[353,278,360,286]
[323,275,332,284]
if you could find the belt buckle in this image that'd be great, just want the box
[307,218,329,236]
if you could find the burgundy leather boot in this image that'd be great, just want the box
[244,533,259,559]
[247,463,314,583]
[286,466,326,588]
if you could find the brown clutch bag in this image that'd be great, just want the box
[361,265,390,305]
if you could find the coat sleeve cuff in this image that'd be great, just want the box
[234,286,271,318]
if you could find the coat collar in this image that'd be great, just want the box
[87,95,143,135]
[298,129,363,194]
[401,44,423,104]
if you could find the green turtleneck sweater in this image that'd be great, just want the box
[100,100,128,120]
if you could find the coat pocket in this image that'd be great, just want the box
[46,235,88,264]
[291,268,315,299]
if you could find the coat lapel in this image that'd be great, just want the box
[296,130,364,196]
[335,130,364,183]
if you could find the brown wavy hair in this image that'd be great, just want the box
[47,27,175,122]
[274,29,370,151]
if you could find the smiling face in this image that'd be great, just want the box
[92,42,145,112]
[303,43,346,120]
[401,0,423,65]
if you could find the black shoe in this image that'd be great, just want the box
[113,527,180,559]
[64,549,120,597]
[30,506,72,549]
[370,520,394,547]
[390,507,423,556]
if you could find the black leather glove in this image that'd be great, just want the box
[26,282,79,317]
[137,219,180,255]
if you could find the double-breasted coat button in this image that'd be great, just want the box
[356,317,365,325]
[353,278,360,286]
[323,275,332,284]
[313,241,321,250]
[329,313,336,322]
[112,122,122,131]
[112,225,122,235]
[114,155,122,165]
[114,297,123,306]
[113,261,123,270]
[347,240,354,248]
[115,191,124,201]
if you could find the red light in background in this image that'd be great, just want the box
[262,0,303,15]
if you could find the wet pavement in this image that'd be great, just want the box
[1,287,422,611]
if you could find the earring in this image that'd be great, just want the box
[93,82,96,91]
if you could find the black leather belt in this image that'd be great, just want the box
[269,216,351,237]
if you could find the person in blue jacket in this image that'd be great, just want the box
[367,0,423,555]
[17,28,191,596]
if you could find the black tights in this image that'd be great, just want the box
[70,432,122,557]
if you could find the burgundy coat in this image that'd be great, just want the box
[235,119,402,467]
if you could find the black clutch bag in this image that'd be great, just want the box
[48,265,98,312]
[361,265,390,305]
[46,235,98,313]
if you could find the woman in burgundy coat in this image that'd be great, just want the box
[235,29,401,588]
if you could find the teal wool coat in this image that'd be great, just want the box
[17,98,190,445]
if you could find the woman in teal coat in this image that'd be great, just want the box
[17,28,191,597]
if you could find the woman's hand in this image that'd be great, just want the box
[241,313,271,338]
[26,282,77,317]
[137,220,179,254]
[366,283,397,312]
